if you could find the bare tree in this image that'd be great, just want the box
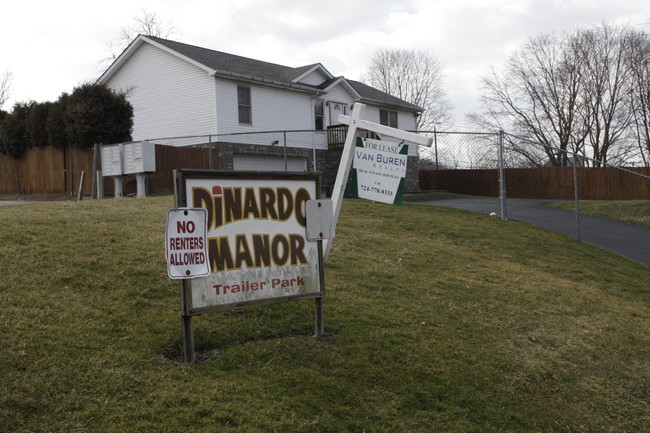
[475,23,650,167]
[0,70,12,110]
[103,10,178,66]
[577,24,638,166]
[625,28,650,166]
[478,30,587,167]
[362,48,452,130]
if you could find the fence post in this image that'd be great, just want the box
[571,153,582,241]
[434,126,439,170]
[91,143,99,199]
[498,130,508,220]
[312,132,317,172]
[283,131,288,172]
[208,135,212,170]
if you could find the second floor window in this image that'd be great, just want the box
[314,100,324,130]
[380,110,398,128]
[238,86,252,125]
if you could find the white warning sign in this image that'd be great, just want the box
[166,208,211,279]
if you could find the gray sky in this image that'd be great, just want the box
[2,0,649,127]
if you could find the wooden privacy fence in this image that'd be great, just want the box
[0,146,93,195]
[420,167,650,200]
[0,144,219,196]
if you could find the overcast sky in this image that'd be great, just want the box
[2,0,650,127]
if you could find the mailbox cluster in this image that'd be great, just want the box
[101,141,156,198]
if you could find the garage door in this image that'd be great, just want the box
[233,154,308,172]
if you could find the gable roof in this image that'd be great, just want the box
[99,35,422,113]
[348,80,421,112]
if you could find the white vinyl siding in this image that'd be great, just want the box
[364,104,419,156]
[105,43,217,140]
[297,69,329,86]
[321,85,354,126]
[103,40,419,156]
[365,105,417,132]
[215,80,313,133]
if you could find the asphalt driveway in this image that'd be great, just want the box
[0,200,30,207]
[420,198,650,267]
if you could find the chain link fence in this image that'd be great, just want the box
[418,130,650,265]
[124,128,650,264]
[140,127,422,196]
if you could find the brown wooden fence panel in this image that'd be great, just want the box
[148,144,219,193]
[420,167,650,200]
[0,146,96,195]
[505,167,574,199]
[419,169,499,197]
[65,147,94,196]
[0,153,19,194]
[0,144,221,197]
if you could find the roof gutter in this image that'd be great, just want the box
[211,70,323,95]
[358,96,423,113]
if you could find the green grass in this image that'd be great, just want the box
[548,200,650,228]
[404,191,476,201]
[1,196,649,432]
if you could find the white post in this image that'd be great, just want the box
[498,130,507,220]
[322,103,433,263]
[97,170,104,199]
[113,176,123,198]
[322,103,365,262]
[136,173,147,198]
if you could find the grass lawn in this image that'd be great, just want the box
[547,200,650,228]
[1,196,648,432]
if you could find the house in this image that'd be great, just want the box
[97,35,423,192]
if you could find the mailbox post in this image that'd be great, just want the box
[123,141,156,198]
[100,144,124,198]
[101,141,156,198]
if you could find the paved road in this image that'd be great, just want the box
[420,198,650,267]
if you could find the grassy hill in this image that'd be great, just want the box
[1,196,648,432]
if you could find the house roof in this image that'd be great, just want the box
[348,80,422,112]
[99,35,422,113]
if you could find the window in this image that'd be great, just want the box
[314,99,324,130]
[237,86,252,125]
[380,109,398,128]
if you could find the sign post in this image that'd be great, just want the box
[166,207,211,363]
[323,103,433,262]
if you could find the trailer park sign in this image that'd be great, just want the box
[172,170,324,316]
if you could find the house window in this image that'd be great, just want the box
[237,86,252,125]
[380,110,398,128]
[314,99,324,130]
